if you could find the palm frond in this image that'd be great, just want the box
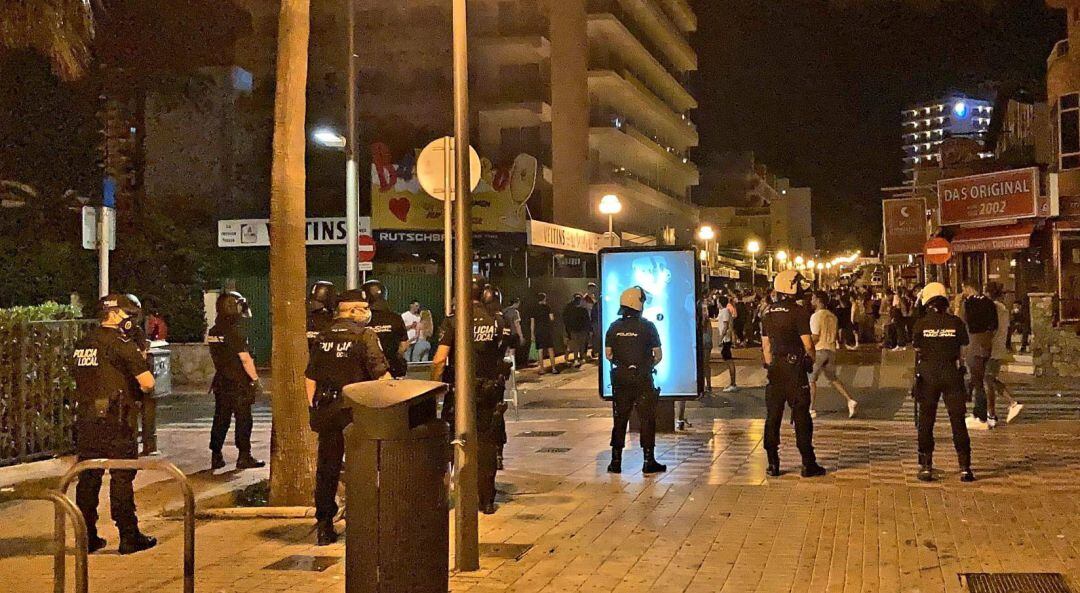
[0,0,95,81]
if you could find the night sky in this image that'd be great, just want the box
[692,0,1065,252]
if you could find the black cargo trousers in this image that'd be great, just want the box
[764,356,817,466]
[610,366,658,450]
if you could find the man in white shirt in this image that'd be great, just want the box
[401,300,423,362]
[809,291,858,418]
[716,295,738,392]
[985,283,1022,426]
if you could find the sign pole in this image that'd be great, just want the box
[345,0,360,290]
[98,206,110,297]
[444,136,454,315]
[451,0,479,572]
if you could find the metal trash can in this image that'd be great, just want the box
[343,379,450,593]
[142,344,172,455]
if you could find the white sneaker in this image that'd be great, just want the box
[847,400,858,419]
[965,415,989,430]
[723,384,739,393]
[809,409,818,419]
[1006,402,1024,423]
[987,415,998,429]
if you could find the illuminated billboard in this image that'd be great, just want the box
[599,247,702,400]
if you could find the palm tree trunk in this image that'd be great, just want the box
[268,0,315,505]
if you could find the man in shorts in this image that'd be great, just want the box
[716,295,738,392]
[809,291,859,419]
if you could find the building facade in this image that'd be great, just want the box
[902,94,993,182]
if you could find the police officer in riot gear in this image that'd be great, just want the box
[305,289,391,545]
[605,286,666,475]
[307,281,337,349]
[430,282,505,514]
[912,283,975,482]
[72,294,158,554]
[362,279,409,378]
[761,270,826,478]
[481,285,514,470]
[207,291,265,471]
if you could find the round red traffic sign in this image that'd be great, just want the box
[358,235,376,263]
[924,237,951,265]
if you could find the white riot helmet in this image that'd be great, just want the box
[773,269,805,296]
[919,282,949,305]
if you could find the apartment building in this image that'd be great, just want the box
[902,94,993,182]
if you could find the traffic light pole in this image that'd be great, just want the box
[451,0,479,572]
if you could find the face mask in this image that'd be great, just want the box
[119,316,136,336]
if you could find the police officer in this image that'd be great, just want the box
[307,281,337,349]
[207,291,265,471]
[912,283,975,482]
[482,285,514,470]
[430,283,505,514]
[362,279,409,378]
[72,294,158,554]
[605,286,666,475]
[761,270,826,478]
[305,289,391,544]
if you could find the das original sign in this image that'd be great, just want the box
[937,168,1039,226]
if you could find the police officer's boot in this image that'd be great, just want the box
[917,453,934,482]
[87,533,107,554]
[119,532,157,555]
[642,448,667,474]
[766,451,781,477]
[607,448,622,474]
[800,462,827,478]
[210,450,226,471]
[236,452,266,470]
[960,467,976,482]
[316,520,338,546]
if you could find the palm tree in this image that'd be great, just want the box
[0,0,97,82]
[267,0,315,505]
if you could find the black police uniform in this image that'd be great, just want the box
[913,307,972,471]
[305,318,389,524]
[72,325,150,542]
[437,305,504,508]
[368,304,409,378]
[307,308,334,350]
[962,293,997,421]
[760,298,819,470]
[207,318,258,460]
[605,314,661,452]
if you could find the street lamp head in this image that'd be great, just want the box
[775,250,788,262]
[747,239,761,254]
[794,255,804,266]
[697,225,715,241]
[816,263,824,270]
[807,260,815,269]
[825,262,833,269]
[599,194,622,215]
[312,127,346,149]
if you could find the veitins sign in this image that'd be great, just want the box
[937,168,1039,226]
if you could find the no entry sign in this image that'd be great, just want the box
[358,235,376,263]
[924,237,952,265]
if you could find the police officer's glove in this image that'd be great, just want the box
[802,355,814,375]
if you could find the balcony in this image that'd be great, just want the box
[589,124,699,198]
[590,165,698,222]
[590,107,691,161]
[1049,39,1070,72]
[477,79,552,130]
[474,35,551,66]
[653,0,696,33]
[587,14,696,113]
[589,69,698,151]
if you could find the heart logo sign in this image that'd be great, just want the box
[389,197,411,222]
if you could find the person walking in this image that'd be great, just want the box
[716,295,738,392]
[809,291,859,419]
[605,287,666,475]
[503,297,527,368]
[207,291,265,471]
[961,280,997,429]
[562,294,590,368]
[305,289,391,545]
[911,282,976,482]
[531,293,558,374]
[761,271,827,478]
[986,283,1023,426]
[72,294,158,554]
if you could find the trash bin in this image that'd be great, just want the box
[343,379,450,593]
[142,343,172,455]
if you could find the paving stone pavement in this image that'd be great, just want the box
[3,413,1079,593]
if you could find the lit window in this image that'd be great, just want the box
[1060,93,1080,170]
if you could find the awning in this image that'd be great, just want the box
[951,222,1035,253]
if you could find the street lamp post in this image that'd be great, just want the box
[747,239,761,290]
[775,250,788,272]
[697,225,715,284]
[310,127,359,286]
[599,194,622,245]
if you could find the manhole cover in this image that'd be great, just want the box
[264,555,341,572]
[480,543,533,560]
[537,447,571,454]
[516,430,566,438]
[964,573,1072,593]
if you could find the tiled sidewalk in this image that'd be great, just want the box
[3,416,1079,593]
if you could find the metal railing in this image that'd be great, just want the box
[58,458,195,593]
[0,485,88,593]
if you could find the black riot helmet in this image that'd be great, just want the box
[361,279,387,306]
[308,281,337,313]
[216,291,252,320]
[482,284,503,313]
[97,293,143,321]
[471,281,496,304]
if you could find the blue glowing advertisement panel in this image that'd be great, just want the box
[599,247,702,400]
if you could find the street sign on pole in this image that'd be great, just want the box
[924,237,952,265]
[417,137,481,201]
[82,206,116,250]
